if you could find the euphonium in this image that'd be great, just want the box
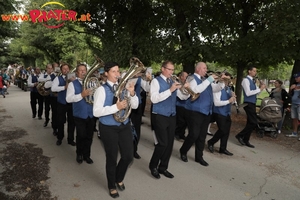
[82,56,105,104]
[113,57,146,122]
[171,75,200,101]
[37,80,51,96]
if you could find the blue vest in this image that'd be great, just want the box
[44,74,56,97]
[30,75,38,93]
[99,83,129,126]
[243,77,257,104]
[213,87,231,116]
[135,77,142,104]
[57,76,67,104]
[152,76,177,117]
[72,79,93,119]
[186,75,213,115]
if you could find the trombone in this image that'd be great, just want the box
[171,75,200,101]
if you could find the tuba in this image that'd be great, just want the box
[37,80,51,96]
[82,55,105,104]
[171,75,200,101]
[113,57,146,122]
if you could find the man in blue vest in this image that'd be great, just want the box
[235,66,266,148]
[66,64,94,164]
[27,67,44,119]
[149,60,189,179]
[52,63,76,146]
[93,62,138,198]
[207,72,236,156]
[179,62,222,167]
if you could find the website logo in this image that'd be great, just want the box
[1,1,91,29]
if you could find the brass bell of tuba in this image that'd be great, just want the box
[82,55,105,104]
[113,57,146,122]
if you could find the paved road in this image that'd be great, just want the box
[1,85,300,200]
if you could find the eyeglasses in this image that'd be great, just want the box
[164,67,174,71]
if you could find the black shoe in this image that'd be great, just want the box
[56,140,62,146]
[207,132,214,136]
[68,141,76,146]
[180,152,188,162]
[76,155,83,164]
[3,95,5,98]
[134,152,141,159]
[43,120,49,127]
[116,182,125,191]
[196,157,209,166]
[83,157,94,164]
[150,168,160,179]
[38,116,42,120]
[32,115,36,118]
[109,189,119,198]
[244,141,255,148]
[219,149,233,156]
[158,170,174,178]
[235,135,245,146]
[207,142,214,153]
[53,130,57,136]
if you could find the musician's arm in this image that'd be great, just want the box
[51,76,65,92]
[66,82,82,103]
[213,90,230,106]
[93,86,118,117]
[242,78,261,96]
[27,75,35,88]
[150,78,171,104]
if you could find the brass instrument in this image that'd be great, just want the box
[82,56,105,104]
[206,70,228,80]
[37,80,51,96]
[113,57,146,122]
[171,75,200,101]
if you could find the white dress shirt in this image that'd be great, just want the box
[27,73,39,88]
[38,73,54,89]
[189,73,224,94]
[242,75,261,96]
[213,87,231,107]
[150,74,189,104]
[51,75,66,92]
[93,80,139,117]
[66,78,84,103]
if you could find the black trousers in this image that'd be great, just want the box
[131,103,142,153]
[30,91,44,117]
[208,113,231,151]
[236,103,257,142]
[149,114,176,171]
[175,106,188,139]
[73,116,94,158]
[180,110,211,160]
[140,90,147,116]
[99,122,133,190]
[44,96,58,131]
[57,102,75,142]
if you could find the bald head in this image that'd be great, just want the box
[195,62,207,77]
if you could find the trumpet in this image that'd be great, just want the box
[171,75,200,101]
[206,70,228,81]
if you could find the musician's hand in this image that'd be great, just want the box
[183,82,190,88]
[116,99,128,110]
[229,96,236,103]
[170,82,181,92]
[260,83,266,90]
[220,74,230,80]
[231,92,236,98]
[126,82,135,95]
[146,72,152,81]
[211,74,218,80]
[81,88,92,97]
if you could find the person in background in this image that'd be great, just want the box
[269,79,290,134]
[52,63,76,145]
[66,64,94,163]
[285,73,300,140]
[93,62,138,198]
[27,67,44,119]
[174,71,189,141]
[0,73,6,98]
[207,72,235,156]
[235,66,266,148]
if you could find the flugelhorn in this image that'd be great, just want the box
[171,75,200,101]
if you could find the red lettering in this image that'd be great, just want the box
[61,10,68,21]
[47,10,58,21]
[54,10,63,21]
[38,11,48,22]
[86,13,91,21]
[1,15,11,21]
[68,10,77,21]
[20,15,29,21]
[29,10,41,23]
[11,15,20,21]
